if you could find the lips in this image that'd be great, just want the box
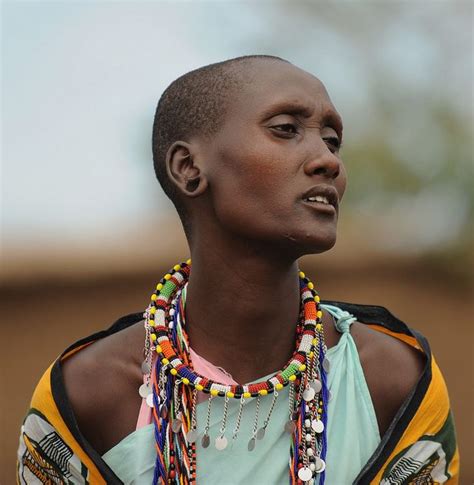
[301,185,339,212]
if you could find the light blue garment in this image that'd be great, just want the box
[103,304,380,484]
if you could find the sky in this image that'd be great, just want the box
[2,1,472,251]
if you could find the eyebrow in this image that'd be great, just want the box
[261,100,344,137]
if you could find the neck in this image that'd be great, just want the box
[184,244,302,384]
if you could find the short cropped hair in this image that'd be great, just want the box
[152,54,289,239]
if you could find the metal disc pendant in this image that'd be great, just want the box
[298,466,313,481]
[171,418,182,433]
[323,357,331,373]
[284,420,296,434]
[303,387,316,402]
[247,437,256,451]
[187,429,199,443]
[138,384,151,398]
[160,405,168,419]
[201,433,210,448]
[215,436,228,450]
[256,427,266,440]
[315,457,326,473]
[146,393,154,408]
[141,360,151,374]
[312,419,324,434]
[310,379,322,393]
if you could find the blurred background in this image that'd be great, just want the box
[1,1,472,483]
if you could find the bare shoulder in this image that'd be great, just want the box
[350,321,426,436]
[61,320,145,454]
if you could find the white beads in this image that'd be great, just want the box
[306,447,314,456]
[305,433,312,442]
[305,419,311,428]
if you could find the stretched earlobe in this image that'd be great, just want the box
[166,142,208,197]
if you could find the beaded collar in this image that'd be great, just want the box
[140,260,329,484]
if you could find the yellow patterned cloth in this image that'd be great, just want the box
[17,301,459,484]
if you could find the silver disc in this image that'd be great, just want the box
[215,436,228,451]
[312,419,324,434]
[146,393,154,408]
[247,437,256,452]
[201,433,210,448]
[315,457,326,473]
[139,384,151,398]
[322,357,331,373]
[303,387,316,402]
[187,429,199,443]
[160,405,168,419]
[171,418,182,433]
[141,360,151,374]
[298,466,313,481]
[256,427,266,440]
[284,420,296,434]
[310,379,322,393]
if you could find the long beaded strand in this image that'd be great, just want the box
[142,261,328,485]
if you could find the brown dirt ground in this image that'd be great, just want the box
[1,262,472,484]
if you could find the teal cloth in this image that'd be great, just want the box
[102,304,381,484]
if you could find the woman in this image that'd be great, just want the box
[17,55,459,484]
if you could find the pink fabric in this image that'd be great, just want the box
[136,348,238,430]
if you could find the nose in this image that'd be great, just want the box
[303,149,341,180]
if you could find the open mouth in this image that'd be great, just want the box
[302,195,336,215]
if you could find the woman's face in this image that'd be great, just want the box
[199,60,347,256]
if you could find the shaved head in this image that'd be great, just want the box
[152,55,289,234]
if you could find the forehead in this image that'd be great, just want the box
[227,61,341,126]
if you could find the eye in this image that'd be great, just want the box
[323,136,342,153]
[270,123,299,136]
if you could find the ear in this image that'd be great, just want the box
[166,141,208,197]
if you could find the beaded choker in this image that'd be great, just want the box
[141,260,329,484]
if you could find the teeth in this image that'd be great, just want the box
[305,195,330,205]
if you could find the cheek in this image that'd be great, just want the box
[209,148,297,233]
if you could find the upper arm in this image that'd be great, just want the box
[353,323,426,436]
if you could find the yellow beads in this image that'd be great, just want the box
[243,392,251,398]
[173,264,181,271]
[161,358,169,365]
[299,364,306,372]
[151,294,157,301]
[164,274,172,280]
[289,375,297,382]
[182,378,190,385]
[195,384,204,391]
[309,351,314,359]
[156,345,162,353]
[275,383,284,391]
[307,282,314,290]
[316,323,322,331]
[150,307,156,315]
[186,258,192,264]
[156,283,163,291]
[151,334,157,341]
[226,391,235,398]
[317,310,322,318]
[315,295,320,303]
[210,389,219,397]
[170,368,178,376]
[298,271,306,279]
[259,389,268,396]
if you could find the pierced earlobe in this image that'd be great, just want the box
[185,177,200,193]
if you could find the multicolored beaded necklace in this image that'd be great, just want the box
[140,260,329,485]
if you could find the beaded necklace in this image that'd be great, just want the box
[140,260,329,485]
